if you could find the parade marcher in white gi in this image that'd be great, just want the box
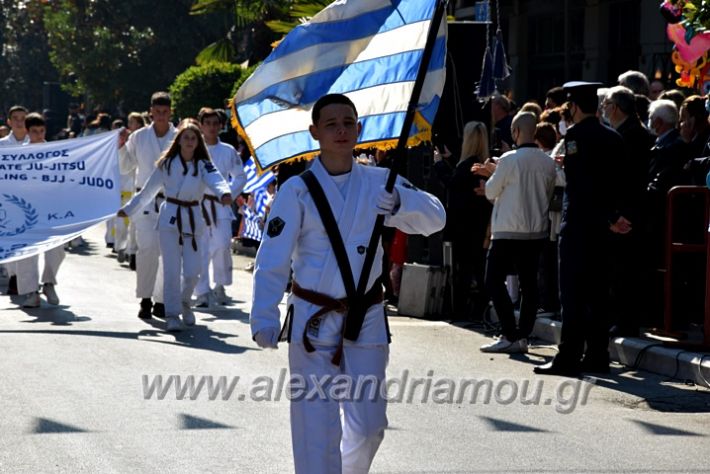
[0,105,30,294]
[0,105,29,147]
[114,113,145,265]
[194,107,247,307]
[13,113,65,308]
[119,121,232,331]
[250,94,446,474]
[119,92,176,319]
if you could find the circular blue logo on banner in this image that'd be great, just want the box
[0,194,38,237]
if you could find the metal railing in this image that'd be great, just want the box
[663,185,710,346]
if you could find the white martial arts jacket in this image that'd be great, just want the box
[121,156,231,238]
[204,140,247,221]
[251,158,446,346]
[119,123,177,189]
[0,133,29,147]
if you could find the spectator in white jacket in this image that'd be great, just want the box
[473,112,557,353]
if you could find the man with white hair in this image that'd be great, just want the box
[618,70,650,97]
[648,99,686,191]
[646,99,689,322]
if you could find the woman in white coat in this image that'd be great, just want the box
[118,121,232,331]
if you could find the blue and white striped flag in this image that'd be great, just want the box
[241,207,263,242]
[232,0,447,172]
[243,157,275,193]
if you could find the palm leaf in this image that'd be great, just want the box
[196,38,237,65]
[190,0,235,15]
[265,1,330,34]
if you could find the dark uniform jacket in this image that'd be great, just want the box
[560,116,626,238]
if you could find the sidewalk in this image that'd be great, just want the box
[530,314,710,388]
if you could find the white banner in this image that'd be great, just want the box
[0,130,120,263]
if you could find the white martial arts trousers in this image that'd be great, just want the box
[288,342,388,474]
[195,219,233,296]
[159,229,201,318]
[15,246,66,295]
[127,220,137,255]
[105,218,115,245]
[115,191,133,253]
[114,215,129,252]
[134,212,163,302]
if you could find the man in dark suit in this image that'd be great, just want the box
[646,100,688,268]
[534,82,631,376]
[602,86,655,336]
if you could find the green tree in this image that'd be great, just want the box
[264,1,330,34]
[43,0,228,112]
[170,62,244,119]
[189,0,328,66]
[0,1,60,115]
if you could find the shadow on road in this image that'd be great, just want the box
[0,305,254,355]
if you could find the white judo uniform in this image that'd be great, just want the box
[0,133,30,281]
[119,123,177,301]
[251,158,446,474]
[6,137,64,299]
[115,168,136,255]
[194,140,247,298]
[121,156,230,318]
[0,132,29,147]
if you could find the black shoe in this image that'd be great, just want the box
[129,254,136,271]
[138,298,152,319]
[7,275,18,295]
[106,242,114,249]
[152,302,165,318]
[533,360,581,377]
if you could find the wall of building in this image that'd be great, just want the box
[453,0,673,102]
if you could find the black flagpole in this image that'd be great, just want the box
[344,0,448,341]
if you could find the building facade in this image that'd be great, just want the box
[452,0,673,103]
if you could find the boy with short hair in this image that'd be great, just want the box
[193,107,247,307]
[250,94,446,473]
[119,92,176,319]
[15,113,65,307]
[0,105,29,147]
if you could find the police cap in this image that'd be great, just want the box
[563,81,603,113]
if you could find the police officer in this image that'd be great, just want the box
[534,82,631,376]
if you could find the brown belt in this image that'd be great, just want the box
[291,280,383,366]
[166,197,199,251]
[201,194,219,227]
[136,188,165,213]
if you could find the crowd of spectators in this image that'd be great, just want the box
[431,70,710,359]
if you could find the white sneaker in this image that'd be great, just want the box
[181,303,196,326]
[193,292,211,308]
[42,283,59,305]
[166,316,182,332]
[480,337,528,354]
[22,292,41,308]
[213,285,229,305]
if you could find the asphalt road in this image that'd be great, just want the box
[1,226,709,473]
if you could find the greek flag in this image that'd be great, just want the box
[232,0,447,172]
[243,157,275,193]
[241,207,263,242]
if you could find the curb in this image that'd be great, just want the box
[531,316,710,388]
